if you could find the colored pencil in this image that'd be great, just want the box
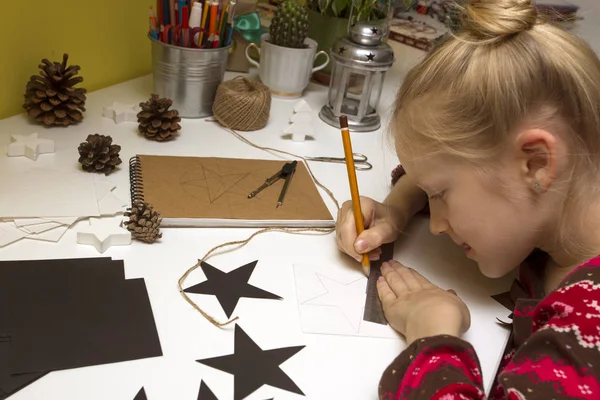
[208,1,218,36]
[339,115,371,276]
[199,0,210,45]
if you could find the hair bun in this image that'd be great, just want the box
[462,0,537,41]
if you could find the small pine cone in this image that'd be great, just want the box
[78,134,122,175]
[23,53,87,127]
[137,94,181,141]
[124,201,163,243]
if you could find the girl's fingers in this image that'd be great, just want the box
[376,276,397,305]
[381,262,409,295]
[388,260,422,291]
[407,267,436,289]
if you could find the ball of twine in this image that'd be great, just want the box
[212,77,271,131]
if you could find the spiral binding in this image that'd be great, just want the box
[129,156,145,204]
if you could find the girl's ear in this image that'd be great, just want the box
[513,129,559,193]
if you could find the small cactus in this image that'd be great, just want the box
[269,0,309,49]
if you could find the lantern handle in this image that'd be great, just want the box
[245,43,261,68]
[311,51,330,73]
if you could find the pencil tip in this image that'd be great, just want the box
[363,266,370,277]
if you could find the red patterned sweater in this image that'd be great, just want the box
[380,168,600,399]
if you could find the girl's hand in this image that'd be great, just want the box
[377,260,471,344]
[336,197,401,262]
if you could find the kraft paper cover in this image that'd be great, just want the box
[136,155,334,222]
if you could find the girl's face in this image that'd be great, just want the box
[399,154,550,278]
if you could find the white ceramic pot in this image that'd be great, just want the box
[245,33,330,99]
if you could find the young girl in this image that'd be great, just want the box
[336,0,600,398]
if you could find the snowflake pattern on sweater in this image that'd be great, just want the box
[380,165,600,399]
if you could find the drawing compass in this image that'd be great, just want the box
[248,161,298,208]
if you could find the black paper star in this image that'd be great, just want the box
[366,53,375,61]
[184,261,282,318]
[133,387,147,400]
[370,27,379,34]
[197,325,305,400]
[198,380,218,400]
[338,46,346,55]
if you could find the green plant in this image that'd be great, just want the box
[309,0,401,21]
[269,0,310,48]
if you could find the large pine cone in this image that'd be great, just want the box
[78,134,122,175]
[23,54,87,127]
[137,94,181,141]
[124,201,163,243]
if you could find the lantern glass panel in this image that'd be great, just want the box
[367,71,384,116]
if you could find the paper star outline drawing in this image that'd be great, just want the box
[77,218,131,253]
[184,261,282,318]
[197,325,305,400]
[7,133,55,161]
[103,101,139,124]
[303,274,367,332]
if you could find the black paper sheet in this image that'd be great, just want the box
[197,324,305,400]
[0,257,162,397]
[184,261,281,318]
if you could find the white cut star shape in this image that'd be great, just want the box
[7,133,55,161]
[102,102,139,124]
[77,218,131,253]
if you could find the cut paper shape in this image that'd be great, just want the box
[290,113,312,124]
[77,218,131,253]
[98,191,127,215]
[7,133,55,161]
[18,222,62,234]
[133,387,148,400]
[198,380,218,400]
[293,263,400,339]
[293,99,311,113]
[103,102,139,124]
[184,261,281,318]
[0,222,28,247]
[13,218,46,227]
[26,226,70,242]
[283,123,313,143]
[42,217,79,225]
[197,325,304,400]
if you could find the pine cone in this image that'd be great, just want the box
[23,54,87,127]
[124,201,163,243]
[78,134,122,175]
[137,94,181,141]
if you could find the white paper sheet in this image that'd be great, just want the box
[98,191,127,215]
[26,225,70,242]
[19,221,63,234]
[0,222,28,247]
[0,169,100,218]
[13,218,47,227]
[294,263,400,339]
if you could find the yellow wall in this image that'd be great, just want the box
[1,0,154,120]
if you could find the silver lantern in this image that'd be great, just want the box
[319,22,395,132]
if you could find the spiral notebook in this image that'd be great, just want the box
[129,155,335,228]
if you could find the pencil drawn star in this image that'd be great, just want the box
[197,325,305,400]
[366,53,375,61]
[184,261,282,318]
[7,133,55,161]
[77,218,131,253]
[103,101,139,124]
[303,275,367,332]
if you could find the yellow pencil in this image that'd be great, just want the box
[339,115,371,277]
[199,0,210,45]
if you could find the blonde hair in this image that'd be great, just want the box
[393,0,600,260]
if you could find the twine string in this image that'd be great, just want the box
[177,123,342,328]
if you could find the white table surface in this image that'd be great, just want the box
[1,9,598,398]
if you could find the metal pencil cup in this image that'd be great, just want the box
[149,36,231,118]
